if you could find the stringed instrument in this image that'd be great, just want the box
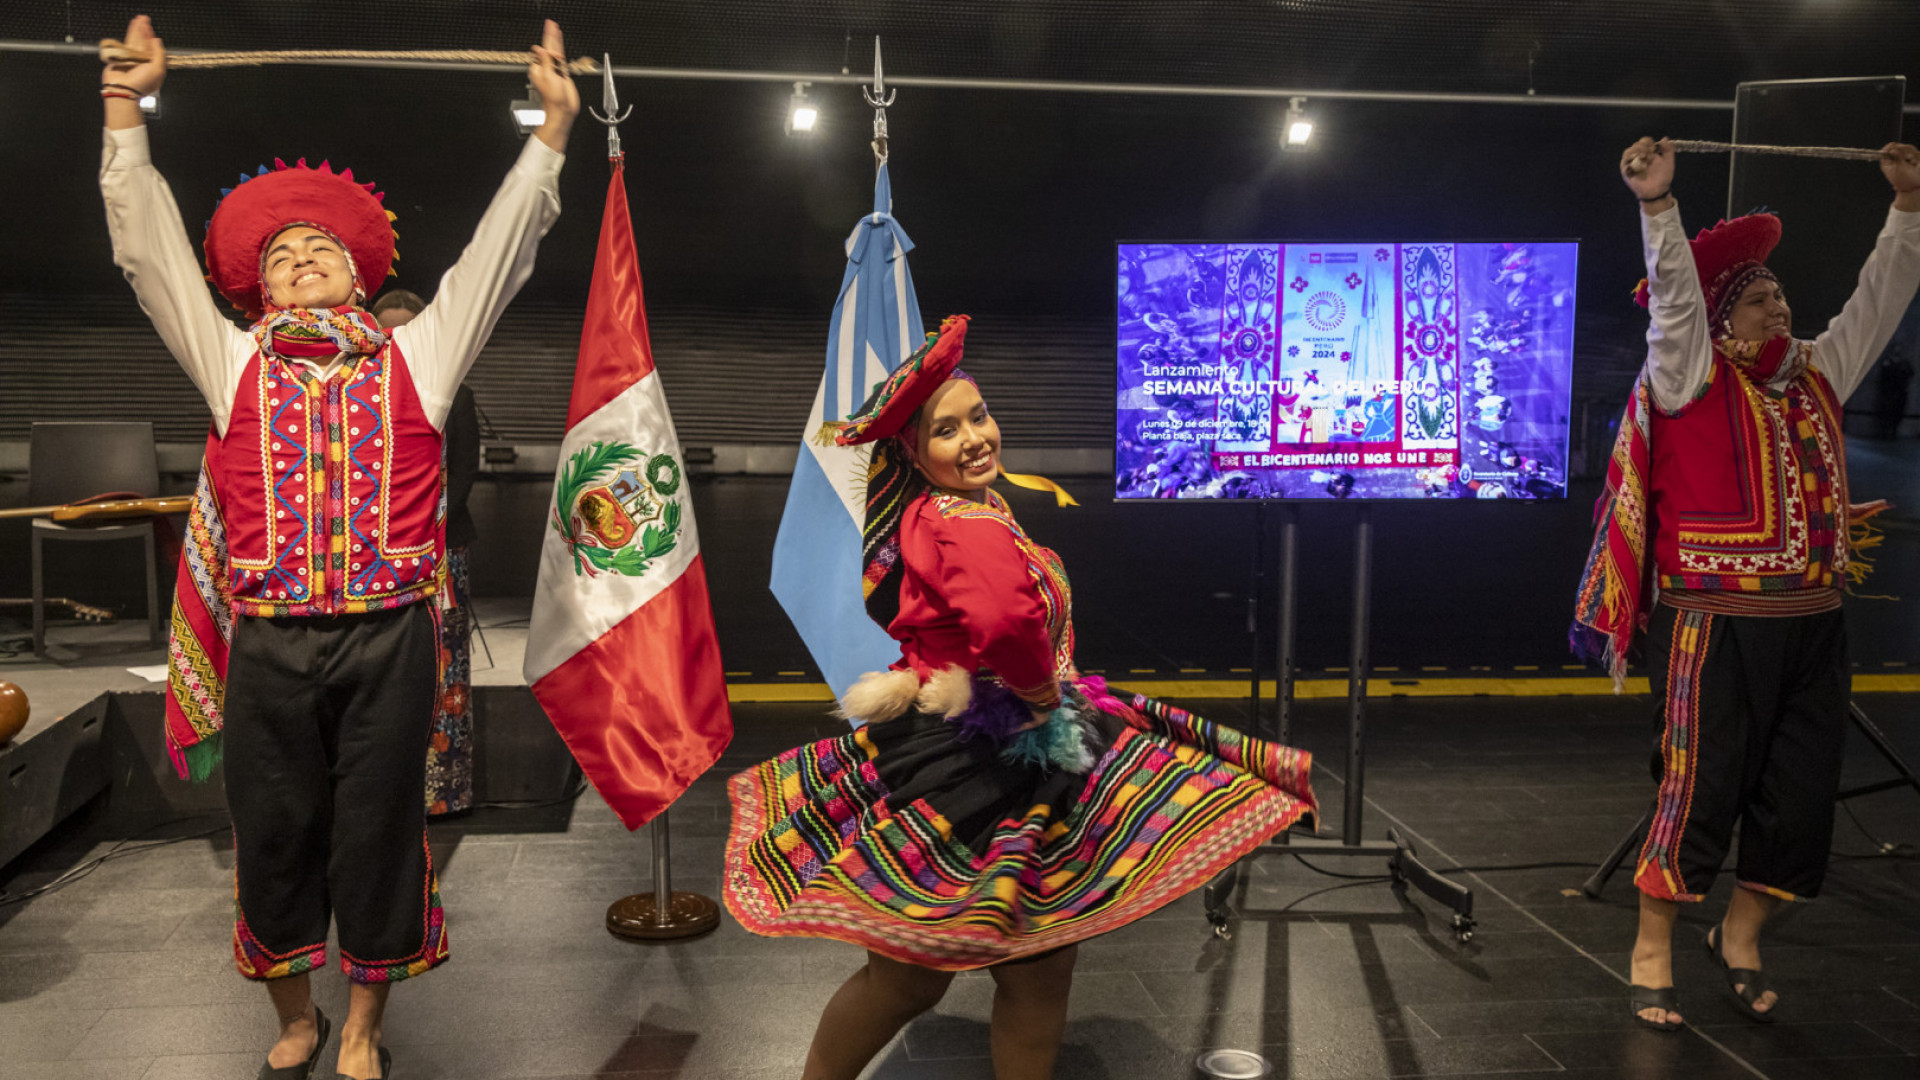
[0,496,193,524]
[0,597,116,622]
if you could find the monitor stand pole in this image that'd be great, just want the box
[1203,502,1478,943]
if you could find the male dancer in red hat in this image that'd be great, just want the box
[1576,137,1920,1030]
[100,15,577,1078]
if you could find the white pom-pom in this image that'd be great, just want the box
[835,669,921,725]
[915,664,973,718]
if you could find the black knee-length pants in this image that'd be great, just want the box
[224,603,449,982]
[1634,603,1849,903]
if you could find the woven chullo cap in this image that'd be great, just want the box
[1633,212,1782,324]
[203,159,398,316]
[834,315,972,446]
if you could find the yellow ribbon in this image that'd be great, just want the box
[999,470,1079,507]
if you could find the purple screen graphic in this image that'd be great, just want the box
[1115,241,1577,500]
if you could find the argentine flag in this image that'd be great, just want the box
[770,165,923,701]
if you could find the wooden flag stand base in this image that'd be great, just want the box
[606,811,720,941]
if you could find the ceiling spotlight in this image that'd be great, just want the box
[1283,97,1313,151]
[510,84,545,136]
[138,91,160,118]
[786,81,818,136]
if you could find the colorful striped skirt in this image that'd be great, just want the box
[723,689,1317,970]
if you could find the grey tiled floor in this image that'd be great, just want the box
[2,695,1916,1079]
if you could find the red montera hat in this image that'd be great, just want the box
[1634,213,1782,326]
[835,315,972,446]
[204,159,398,316]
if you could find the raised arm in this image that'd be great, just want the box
[1811,144,1920,402]
[1621,137,1714,414]
[99,15,251,433]
[396,19,579,429]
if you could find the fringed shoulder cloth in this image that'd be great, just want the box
[1570,378,1654,691]
[1571,368,1892,691]
[165,432,231,781]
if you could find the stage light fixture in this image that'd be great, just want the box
[1283,97,1313,150]
[510,84,545,136]
[786,81,818,136]
[138,91,160,118]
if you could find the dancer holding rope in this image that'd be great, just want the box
[1574,136,1920,1030]
[99,15,576,1079]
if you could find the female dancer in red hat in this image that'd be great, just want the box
[724,315,1320,1079]
[99,15,577,1078]
[1576,136,1920,1030]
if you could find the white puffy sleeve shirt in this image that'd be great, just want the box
[100,124,564,434]
[1638,200,1920,414]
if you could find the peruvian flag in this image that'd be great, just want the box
[525,160,732,830]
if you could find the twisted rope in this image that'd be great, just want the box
[1670,139,1885,162]
[99,41,600,74]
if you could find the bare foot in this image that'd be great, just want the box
[1711,924,1779,1013]
[265,1003,319,1069]
[1629,941,1683,1026]
[336,1026,386,1079]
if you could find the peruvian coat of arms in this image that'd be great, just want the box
[552,440,682,577]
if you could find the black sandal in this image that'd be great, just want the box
[1629,984,1684,1031]
[1706,925,1779,1024]
[335,1046,391,1080]
[259,1005,331,1080]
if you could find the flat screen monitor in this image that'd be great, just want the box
[1115,241,1578,500]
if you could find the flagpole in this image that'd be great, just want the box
[584,54,719,943]
[864,36,893,171]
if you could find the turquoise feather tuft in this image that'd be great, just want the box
[998,707,1094,774]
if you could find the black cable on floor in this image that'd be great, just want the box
[1835,799,1916,858]
[1446,860,1604,872]
[1290,854,1392,880]
[0,812,233,907]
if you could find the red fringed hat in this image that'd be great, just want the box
[835,315,972,446]
[204,159,398,316]
[1633,213,1782,326]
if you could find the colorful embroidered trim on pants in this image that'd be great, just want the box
[233,902,326,980]
[1737,880,1803,903]
[340,869,450,984]
[1635,610,1713,902]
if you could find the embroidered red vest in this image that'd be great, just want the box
[215,340,444,616]
[1648,353,1848,592]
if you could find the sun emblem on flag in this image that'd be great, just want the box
[552,441,683,578]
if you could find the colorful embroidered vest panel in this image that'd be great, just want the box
[216,342,444,616]
[1647,355,1848,592]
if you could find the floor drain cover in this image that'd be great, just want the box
[1195,1049,1272,1078]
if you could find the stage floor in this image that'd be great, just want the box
[1,693,1914,1080]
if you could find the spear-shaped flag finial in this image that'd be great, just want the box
[589,52,633,161]
[862,36,896,168]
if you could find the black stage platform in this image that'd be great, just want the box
[2,692,1914,1080]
